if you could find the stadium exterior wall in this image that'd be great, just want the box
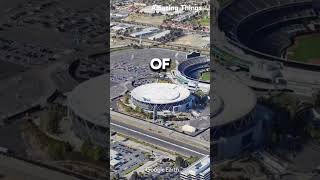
[175,58,210,93]
[131,95,193,112]
[213,113,264,160]
[68,109,107,147]
[212,103,268,160]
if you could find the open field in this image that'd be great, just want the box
[124,14,166,26]
[200,72,210,81]
[198,15,210,27]
[171,34,209,48]
[287,34,320,64]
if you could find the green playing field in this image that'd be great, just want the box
[200,72,210,81]
[287,34,320,64]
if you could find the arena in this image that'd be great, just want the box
[175,54,210,93]
[130,83,193,112]
[68,74,107,147]
[215,0,320,70]
[211,71,270,160]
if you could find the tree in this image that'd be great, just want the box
[175,156,187,168]
[155,176,163,180]
[91,146,104,161]
[40,110,60,134]
[80,139,92,157]
[130,171,138,180]
[124,95,130,104]
[47,143,68,160]
[80,140,103,160]
[146,113,153,119]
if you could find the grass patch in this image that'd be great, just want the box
[200,71,210,81]
[24,120,72,160]
[198,15,210,26]
[186,156,200,165]
[287,34,320,63]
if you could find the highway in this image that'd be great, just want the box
[110,120,209,157]
[0,153,83,180]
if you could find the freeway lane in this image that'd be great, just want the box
[110,120,209,157]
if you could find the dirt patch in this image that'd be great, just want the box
[171,34,209,47]
[21,125,50,161]
[310,59,320,65]
[124,14,166,26]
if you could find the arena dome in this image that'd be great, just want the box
[130,83,192,112]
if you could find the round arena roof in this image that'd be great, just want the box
[68,74,107,127]
[131,83,191,104]
[212,74,257,127]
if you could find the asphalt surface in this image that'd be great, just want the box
[0,154,81,180]
[110,120,209,157]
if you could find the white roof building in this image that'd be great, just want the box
[110,159,121,167]
[180,156,210,180]
[110,149,120,159]
[111,24,131,31]
[131,83,190,104]
[130,27,160,38]
[182,124,197,133]
[148,30,171,40]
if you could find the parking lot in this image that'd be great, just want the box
[111,140,148,176]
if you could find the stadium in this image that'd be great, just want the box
[68,74,107,147]
[210,70,271,160]
[215,0,320,70]
[175,53,210,93]
[130,83,193,112]
[210,0,320,160]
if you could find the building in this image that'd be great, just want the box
[180,156,210,180]
[211,74,271,160]
[111,24,132,32]
[110,149,122,167]
[130,83,193,112]
[129,27,159,38]
[175,53,210,93]
[110,12,128,20]
[249,62,285,84]
[182,124,197,133]
[68,74,107,147]
[173,11,199,22]
[148,30,171,41]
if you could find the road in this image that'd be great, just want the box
[0,154,82,180]
[110,120,209,157]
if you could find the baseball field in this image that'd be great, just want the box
[287,34,320,64]
[200,72,210,81]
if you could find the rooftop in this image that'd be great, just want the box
[211,73,257,127]
[131,83,191,104]
[68,74,107,127]
[181,155,210,176]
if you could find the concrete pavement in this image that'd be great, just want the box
[111,118,209,157]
